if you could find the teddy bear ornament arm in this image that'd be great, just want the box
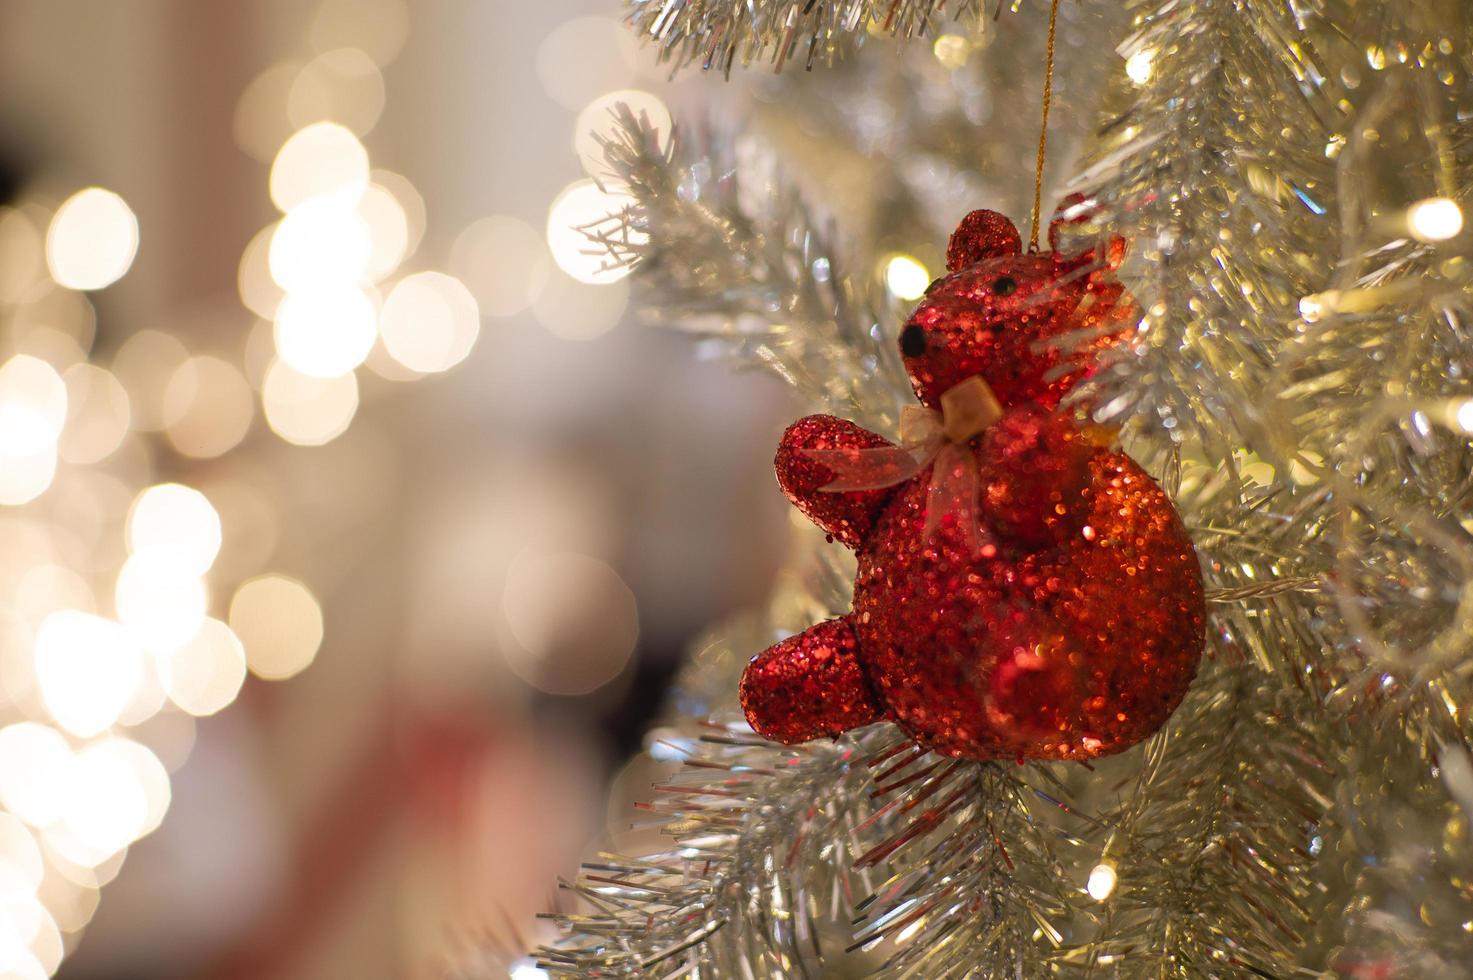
[740,206,1207,762]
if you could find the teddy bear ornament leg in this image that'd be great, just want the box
[739,616,882,744]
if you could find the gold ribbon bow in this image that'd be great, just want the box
[805,377,1003,554]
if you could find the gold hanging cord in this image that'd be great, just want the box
[1029,0,1063,251]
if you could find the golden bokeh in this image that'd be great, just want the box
[126,483,222,576]
[156,618,247,717]
[229,574,324,681]
[110,330,190,432]
[448,215,550,318]
[272,287,377,378]
[269,121,369,212]
[45,189,139,292]
[113,550,209,655]
[163,356,254,459]
[546,179,638,285]
[33,612,144,739]
[260,358,359,446]
[379,271,480,373]
[500,550,639,696]
[288,48,386,136]
[59,364,130,465]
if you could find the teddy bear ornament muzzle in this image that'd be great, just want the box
[739,206,1206,763]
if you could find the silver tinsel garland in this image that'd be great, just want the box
[623,0,985,74]
[535,0,1473,974]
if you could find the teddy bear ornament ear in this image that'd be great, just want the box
[946,209,1023,272]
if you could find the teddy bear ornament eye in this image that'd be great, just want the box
[900,324,927,357]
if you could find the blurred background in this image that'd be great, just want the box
[0,2,800,977]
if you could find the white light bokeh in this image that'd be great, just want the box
[573,89,671,178]
[501,551,638,696]
[230,574,324,680]
[358,182,411,282]
[48,737,168,869]
[116,661,168,729]
[379,272,481,373]
[531,270,629,342]
[234,62,302,164]
[0,724,72,828]
[127,484,222,576]
[33,612,144,739]
[114,552,209,655]
[13,288,96,362]
[0,426,55,507]
[237,222,284,320]
[1087,862,1118,901]
[1408,196,1463,242]
[14,565,95,632]
[0,357,67,439]
[110,329,190,432]
[261,360,359,446]
[546,179,639,285]
[156,618,247,717]
[370,170,425,267]
[509,960,550,980]
[1125,48,1155,84]
[883,254,931,301]
[932,33,972,69]
[0,359,64,504]
[45,189,139,291]
[448,215,550,317]
[269,122,370,212]
[534,17,639,110]
[273,288,377,378]
[269,197,372,294]
[0,356,66,507]
[163,355,254,459]
[288,48,386,136]
[311,0,410,67]
[0,815,43,892]
[59,364,130,465]
[1455,399,1473,433]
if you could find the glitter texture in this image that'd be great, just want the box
[742,209,1205,761]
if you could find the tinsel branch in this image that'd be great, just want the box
[539,722,1084,977]
[1080,660,1336,978]
[1064,0,1344,470]
[594,107,913,433]
[537,725,874,976]
[623,0,985,74]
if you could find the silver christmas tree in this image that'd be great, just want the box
[538,0,1473,975]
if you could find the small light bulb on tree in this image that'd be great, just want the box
[1408,197,1463,242]
[1087,862,1118,901]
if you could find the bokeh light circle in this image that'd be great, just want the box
[269,122,370,212]
[45,189,139,291]
[157,618,247,717]
[127,484,222,576]
[379,272,481,373]
[273,288,377,378]
[501,551,638,696]
[261,360,359,446]
[230,574,324,680]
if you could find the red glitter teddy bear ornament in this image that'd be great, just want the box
[739,207,1206,762]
